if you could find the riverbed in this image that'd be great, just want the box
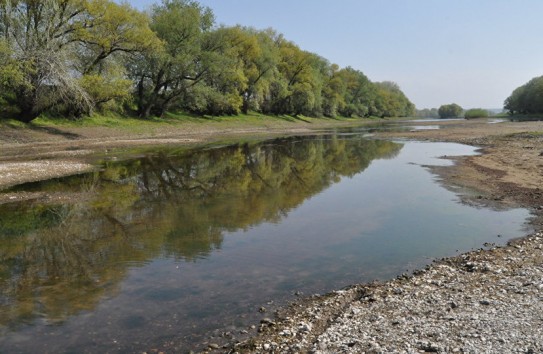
[0,124,533,353]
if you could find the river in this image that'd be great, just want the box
[0,127,530,352]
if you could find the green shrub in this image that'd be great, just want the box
[464,108,489,119]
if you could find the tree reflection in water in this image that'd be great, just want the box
[0,135,402,328]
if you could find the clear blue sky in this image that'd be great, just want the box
[127,0,543,109]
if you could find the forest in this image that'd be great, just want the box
[0,0,415,123]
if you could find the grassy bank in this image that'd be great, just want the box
[20,112,370,130]
[0,112,392,162]
[0,112,386,147]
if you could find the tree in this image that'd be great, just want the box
[262,39,323,116]
[238,28,281,114]
[322,64,346,117]
[438,103,463,118]
[76,1,159,113]
[336,67,372,118]
[372,81,415,118]
[130,0,215,118]
[416,108,439,118]
[0,0,157,122]
[464,108,489,119]
[504,76,543,115]
[0,0,92,121]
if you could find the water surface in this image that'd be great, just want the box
[0,132,530,352]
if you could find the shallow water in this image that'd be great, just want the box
[409,125,440,131]
[0,132,530,353]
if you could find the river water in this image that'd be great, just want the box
[0,128,530,353]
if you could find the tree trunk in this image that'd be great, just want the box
[242,92,250,115]
[16,108,39,123]
[15,91,40,123]
[141,102,154,119]
[136,76,146,116]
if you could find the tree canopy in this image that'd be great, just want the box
[0,0,415,122]
[438,103,463,118]
[504,75,543,115]
[464,108,489,119]
[415,108,439,118]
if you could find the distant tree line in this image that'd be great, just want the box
[0,0,415,123]
[416,105,463,119]
[415,108,439,118]
[504,75,543,115]
[417,104,491,119]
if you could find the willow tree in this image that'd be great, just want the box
[438,103,463,118]
[261,39,324,116]
[336,67,372,118]
[130,0,215,118]
[372,81,415,118]
[0,0,92,121]
[236,28,281,114]
[321,64,346,117]
[76,1,159,113]
[0,0,157,122]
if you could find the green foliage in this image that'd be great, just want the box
[0,0,157,122]
[464,108,489,119]
[336,67,372,117]
[504,76,543,115]
[130,0,216,118]
[416,108,439,118]
[372,81,416,118]
[79,65,133,112]
[0,0,415,122]
[438,103,463,118]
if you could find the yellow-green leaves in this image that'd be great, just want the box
[0,0,161,121]
[0,0,415,121]
[81,0,160,72]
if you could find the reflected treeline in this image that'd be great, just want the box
[0,136,401,327]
